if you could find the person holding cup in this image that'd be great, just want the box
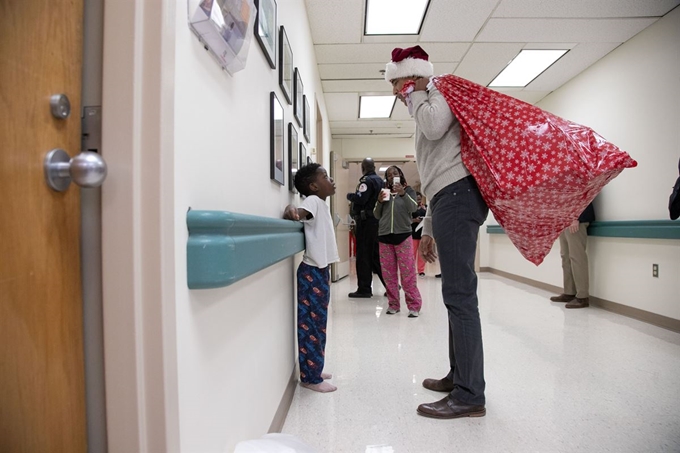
[373,166,423,317]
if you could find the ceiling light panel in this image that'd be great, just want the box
[365,0,430,35]
[359,95,396,119]
[489,49,568,87]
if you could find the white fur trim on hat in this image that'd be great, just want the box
[385,57,434,82]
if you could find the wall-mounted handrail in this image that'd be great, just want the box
[187,210,304,289]
[486,220,680,239]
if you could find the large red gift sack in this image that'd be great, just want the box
[431,75,637,265]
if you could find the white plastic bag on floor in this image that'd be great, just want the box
[234,433,318,453]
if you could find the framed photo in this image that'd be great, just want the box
[288,123,298,193]
[270,92,285,185]
[278,26,293,104]
[303,94,311,143]
[254,0,277,69]
[293,68,304,127]
[299,142,307,171]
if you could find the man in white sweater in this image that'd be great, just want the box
[385,46,489,419]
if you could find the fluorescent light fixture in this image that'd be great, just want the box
[365,0,430,35]
[489,49,568,88]
[359,95,396,119]
[379,166,389,172]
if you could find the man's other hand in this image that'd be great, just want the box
[419,235,438,263]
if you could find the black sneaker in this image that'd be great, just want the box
[348,291,372,298]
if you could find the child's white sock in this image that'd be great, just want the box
[321,372,332,380]
[301,381,337,393]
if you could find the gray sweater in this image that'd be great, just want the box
[410,85,470,237]
[374,186,418,237]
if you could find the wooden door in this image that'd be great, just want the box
[0,0,87,451]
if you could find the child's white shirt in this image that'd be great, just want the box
[300,195,339,269]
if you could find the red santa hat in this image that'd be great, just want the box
[384,46,434,82]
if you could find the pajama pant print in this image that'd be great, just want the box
[297,262,330,384]
[379,237,423,312]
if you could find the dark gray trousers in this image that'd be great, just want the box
[430,176,489,406]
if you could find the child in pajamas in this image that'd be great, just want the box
[283,163,339,393]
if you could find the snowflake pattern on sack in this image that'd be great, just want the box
[432,75,637,265]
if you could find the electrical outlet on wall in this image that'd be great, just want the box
[652,264,659,278]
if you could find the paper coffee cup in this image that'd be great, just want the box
[381,188,391,199]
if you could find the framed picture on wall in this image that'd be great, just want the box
[278,26,293,104]
[288,122,298,193]
[299,142,307,170]
[293,68,303,127]
[270,92,285,185]
[303,94,311,143]
[254,0,277,69]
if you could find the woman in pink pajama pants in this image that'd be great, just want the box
[374,166,423,318]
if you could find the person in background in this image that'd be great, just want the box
[550,202,595,309]
[411,192,427,277]
[386,45,489,419]
[283,163,339,393]
[347,157,386,298]
[374,166,423,317]
[669,157,680,220]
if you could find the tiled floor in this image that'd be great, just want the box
[281,271,680,453]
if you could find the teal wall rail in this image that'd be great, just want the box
[187,210,304,289]
[486,220,680,239]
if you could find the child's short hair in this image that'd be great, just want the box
[294,163,321,196]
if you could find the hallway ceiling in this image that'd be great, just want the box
[305,0,679,140]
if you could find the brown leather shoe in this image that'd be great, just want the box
[550,294,575,303]
[422,377,455,393]
[417,395,486,419]
[565,297,589,309]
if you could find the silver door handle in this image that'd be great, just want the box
[44,148,108,192]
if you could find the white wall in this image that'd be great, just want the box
[487,7,680,320]
[333,137,416,161]
[171,1,329,451]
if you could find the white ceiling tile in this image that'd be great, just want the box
[526,42,621,91]
[315,44,403,64]
[314,42,469,64]
[324,93,359,121]
[477,17,659,42]
[331,120,413,129]
[493,0,680,18]
[322,80,393,93]
[493,89,551,104]
[420,0,500,41]
[304,0,364,44]
[454,43,525,86]
[432,62,457,77]
[318,63,386,80]
[362,34,420,44]
[333,133,415,139]
[523,42,578,50]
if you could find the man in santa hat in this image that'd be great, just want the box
[386,46,489,419]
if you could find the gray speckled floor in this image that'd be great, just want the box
[281,272,680,453]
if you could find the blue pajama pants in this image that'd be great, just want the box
[297,262,330,384]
